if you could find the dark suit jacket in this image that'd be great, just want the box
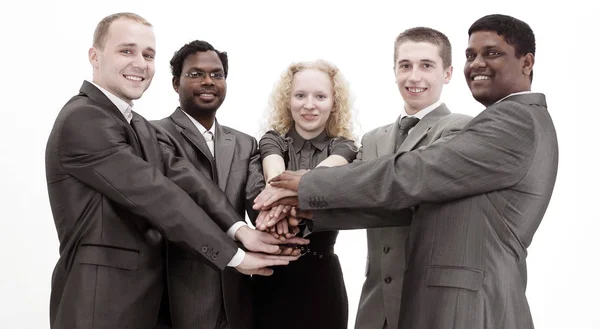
[350,105,471,329]
[152,108,265,329]
[299,93,558,329]
[45,81,244,329]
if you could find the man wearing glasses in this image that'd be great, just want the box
[152,40,269,329]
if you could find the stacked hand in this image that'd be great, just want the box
[234,225,309,276]
[251,170,313,250]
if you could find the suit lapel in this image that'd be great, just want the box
[398,104,451,152]
[80,81,129,125]
[215,121,235,191]
[131,113,161,166]
[81,81,151,160]
[171,108,215,162]
[376,122,398,157]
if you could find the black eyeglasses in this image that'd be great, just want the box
[182,71,225,80]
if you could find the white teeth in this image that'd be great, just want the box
[408,87,425,93]
[473,75,491,81]
[125,75,142,81]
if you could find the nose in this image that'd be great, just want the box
[131,53,148,71]
[469,54,486,69]
[200,74,215,86]
[408,68,422,83]
[303,96,316,109]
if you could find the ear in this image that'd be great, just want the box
[444,65,453,84]
[522,53,535,76]
[172,76,180,93]
[88,47,99,68]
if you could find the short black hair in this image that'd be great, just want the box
[170,40,228,79]
[469,14,535,58]
[469,14,535,81]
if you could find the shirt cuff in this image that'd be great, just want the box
[227,221,248,241]
[227,248,246,267]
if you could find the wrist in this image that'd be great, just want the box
[234,225,250,242]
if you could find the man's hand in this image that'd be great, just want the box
[269,170,308,191]
[234,225,308,254]
[235,252,299,276]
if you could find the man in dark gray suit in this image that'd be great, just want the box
[257,14,558,329]
[45,14,303,329]
[152,40,267,329]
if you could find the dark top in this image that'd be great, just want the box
[259,126,358,248]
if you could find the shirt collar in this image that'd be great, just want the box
[401,99,443,120]
[89,80,133,122]
[495,91,534,104]
[181,109,216,136]
[287,125,329,152]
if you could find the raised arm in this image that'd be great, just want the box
[297,101,537,211]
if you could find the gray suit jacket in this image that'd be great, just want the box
[351,105,471,329]
[153,108,265,329]
[46,82,243,329]
[299,93,558,329]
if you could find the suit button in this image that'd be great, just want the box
[383,245,390,253]
[384,276,392,284]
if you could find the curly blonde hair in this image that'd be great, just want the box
[267,60,354,140]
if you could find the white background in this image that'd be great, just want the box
[0,1,598,328]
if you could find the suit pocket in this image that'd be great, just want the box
[76,244,139,271]
[425,265,484,292]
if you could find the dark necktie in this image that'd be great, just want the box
[395,116,420,152]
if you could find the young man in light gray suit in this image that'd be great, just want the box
[352,28,471,329]
[152,41,305,329]
[258,14,558,329]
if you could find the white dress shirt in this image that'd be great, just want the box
[400,99,443,134]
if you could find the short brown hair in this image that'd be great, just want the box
[93,12,152,50]
[393,27,452,68]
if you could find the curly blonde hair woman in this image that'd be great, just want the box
[253,60,358,329]
[267,59,355,141]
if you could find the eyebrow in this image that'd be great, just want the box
[397,59,437,64]
[116,43,156,53]
[187,67,224,72]
[465,45,498,52]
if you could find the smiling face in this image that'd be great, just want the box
[89,18,155,103]
[464,31,533,106]
[174,50,227,118]
[289,68,334,139]
[394,41,452,114]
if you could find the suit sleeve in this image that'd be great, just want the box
[58,105,238,269]
[311,207,413,232]
[428,114,472,147]
[154,126,242,231]
[298,101,536,211]
[245,137,265,224]
[309,116,472,230]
